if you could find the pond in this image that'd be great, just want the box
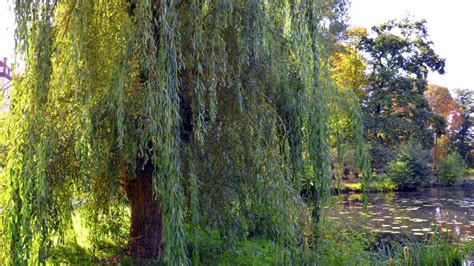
[325,183,474,242]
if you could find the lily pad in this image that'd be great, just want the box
[411,218,427,223]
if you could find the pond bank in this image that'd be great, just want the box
[333,175,474,194]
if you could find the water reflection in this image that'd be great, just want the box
[325,185,474,241]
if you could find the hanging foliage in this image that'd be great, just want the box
[4,0,368,264]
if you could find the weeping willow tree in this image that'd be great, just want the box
[4,0,367,264]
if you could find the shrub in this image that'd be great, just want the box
[438,151,465,185]
[387,143,432,190]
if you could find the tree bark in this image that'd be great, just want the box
[125,161,164,260]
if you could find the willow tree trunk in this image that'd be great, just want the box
[125,162,164,259]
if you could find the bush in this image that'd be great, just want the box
[387,142,432,190]
[438,151,465,185]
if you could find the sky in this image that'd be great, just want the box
[350,0,474,91]
[1,0,473,90]
[0,0,14,61]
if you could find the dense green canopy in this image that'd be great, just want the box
[451,89,474,165]
[359,19,445,170]
[4,0,368,264]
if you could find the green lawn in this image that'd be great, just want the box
[464,168,474,181]
[332,177,396,193]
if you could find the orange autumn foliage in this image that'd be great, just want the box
[425,85,464,135]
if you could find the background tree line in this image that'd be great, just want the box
[330,18,473,189]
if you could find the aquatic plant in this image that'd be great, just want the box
[374,233,472,266]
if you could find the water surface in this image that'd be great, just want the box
[325,184,474,241]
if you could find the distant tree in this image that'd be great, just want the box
[433,135,451,166]
[425,85,463,135]
[330,27,368,99]
[327,26,370,180]
[429,112,447,170]
[451,89,474,165]
[358,18,445,170]
[430,112,447,138]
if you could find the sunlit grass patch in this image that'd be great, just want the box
[337,179,396,193]
[464,168,474,181]
[34,213,474,265]
[46,207,129,265]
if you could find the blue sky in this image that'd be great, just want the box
[1,0,473,90]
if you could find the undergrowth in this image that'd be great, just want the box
[42,213,472,265]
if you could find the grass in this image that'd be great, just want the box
[214,238,278,265]
[39,214,472,265]
[463,168,474,182]
[333,178,396,193]
[45,214,278,265]
[336,167,474,193]
[374,234,472,266]
[0,221,469,265]
[465,168,474,175]
[0,166,471,264]
[315,217,375,265]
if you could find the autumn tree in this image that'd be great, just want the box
[425,84,464,135]
[4,0,366,264]
[330,27,368,99]
[328,26,369,180]
[424,84,464,169]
